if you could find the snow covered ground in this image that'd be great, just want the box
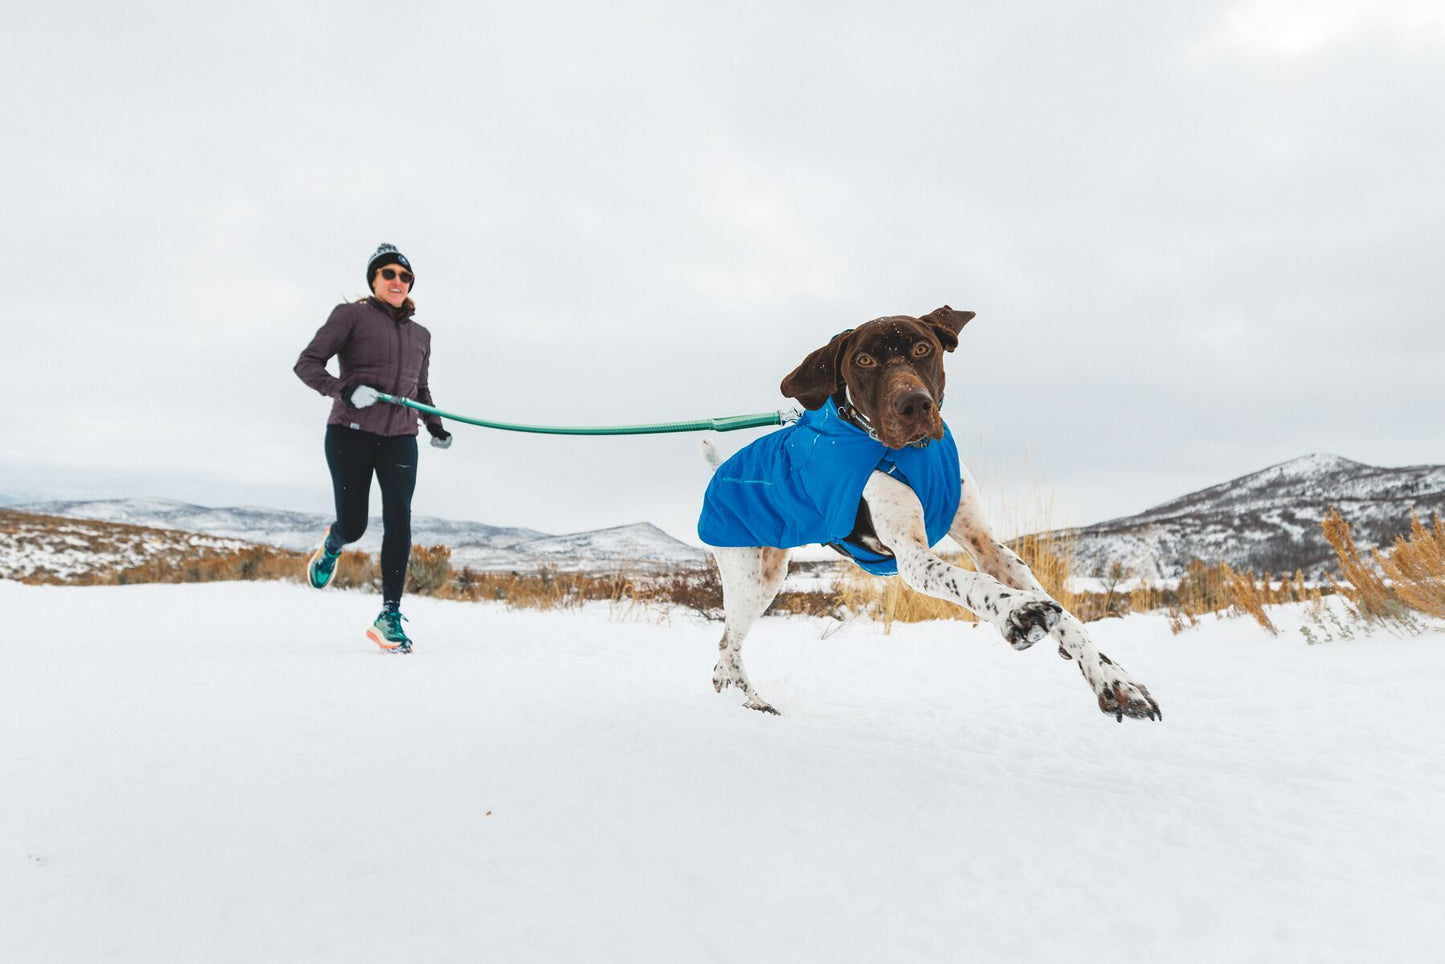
[4,579,1443,963]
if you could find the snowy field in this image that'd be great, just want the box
[4,580,1444,963]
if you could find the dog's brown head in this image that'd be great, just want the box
[779,306,974,449]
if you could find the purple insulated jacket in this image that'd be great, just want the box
[294,298,443,436]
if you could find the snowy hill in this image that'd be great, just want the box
[12,451,1444,581]
[4,580,1442,962]
[9,497,707,573]
[10,497,544,553]
[0,509,256,582]
[1055,454,1445,579]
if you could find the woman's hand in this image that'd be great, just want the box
[343,384,382,409]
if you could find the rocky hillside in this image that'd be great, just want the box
[0,509,258,583]
[1058,454,1445,579]
[12,454,1443,585]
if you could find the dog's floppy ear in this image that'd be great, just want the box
[919,305,974,352]
[780,329,853,410]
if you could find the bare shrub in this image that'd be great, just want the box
[646,568,724,617]
[604,566,725,620]
[112,545,308,586]
[1095,561,1131,619]
[328,550,379,591]
[1166,609,1196,635]
[767,589,844,618]
[1129,579,1164,617]
[405,544,453,596]
[1176,559,1231,617]
[441,564,656,612]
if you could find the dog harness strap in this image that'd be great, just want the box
[829,541,893,565]
[878,456,909,484]
[824,455,915,568]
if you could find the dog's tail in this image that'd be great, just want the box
[700,438,724,473]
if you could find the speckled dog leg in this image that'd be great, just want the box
[711,545,791,714]
[862,473,1062,648]
[947,464,1161,722]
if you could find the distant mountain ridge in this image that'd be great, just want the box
[1058,454,1445,579]
[11,452,1443,581]
[9,498,708,573]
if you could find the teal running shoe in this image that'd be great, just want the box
[306,533,342,589]
[367,608,412,654]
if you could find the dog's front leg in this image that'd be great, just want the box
[948,466,1162,722]
[947,465,1049,597]
[861,473,1062,649]
[1048,613,1162,720]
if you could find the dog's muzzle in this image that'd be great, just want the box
[887,388,943,447]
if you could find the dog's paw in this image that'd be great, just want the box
[715,659,778,713]
[996,594,1063,651]
[744,696,779,715]
[1093,657,1162,722]
[712,658,732,693]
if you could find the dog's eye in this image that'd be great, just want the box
[855,353,876,368]
[912,342,932,357]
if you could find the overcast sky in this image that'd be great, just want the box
[4,0,1443,543]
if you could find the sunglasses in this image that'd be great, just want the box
[380,268,414,285]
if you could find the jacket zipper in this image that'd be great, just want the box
[389,315,405,435]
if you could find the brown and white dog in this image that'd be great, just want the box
[701,307,1161,721]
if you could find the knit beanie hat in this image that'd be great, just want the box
[366,243,415,290]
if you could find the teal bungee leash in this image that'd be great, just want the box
[375,392,800,436]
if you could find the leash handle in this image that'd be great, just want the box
[375,392,791,436]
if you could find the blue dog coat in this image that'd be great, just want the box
[698,398,962,575]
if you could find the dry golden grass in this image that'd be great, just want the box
[1176,559,1231,615]
[1321,508,1402,621]
[1129,579,1165,617]
[1165,560,1318,636]
[821,463,1098,633]
[438,561,720,616]
[1220,564,1279,636]
[1321,508,1445,625]
[326,550,380,591]
[1168,509,1445,641]
[835,560,973,632]
[1375,513,1445,619]
[113,546,308,585]
[833,530,1088,633]
[453,565,627,610]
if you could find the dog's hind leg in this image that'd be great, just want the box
[711,545,791,714]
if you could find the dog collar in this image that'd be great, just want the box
[835,387,934,449]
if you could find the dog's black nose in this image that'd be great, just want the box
[894,390,934,419]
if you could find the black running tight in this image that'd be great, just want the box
[324,425,419,607]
